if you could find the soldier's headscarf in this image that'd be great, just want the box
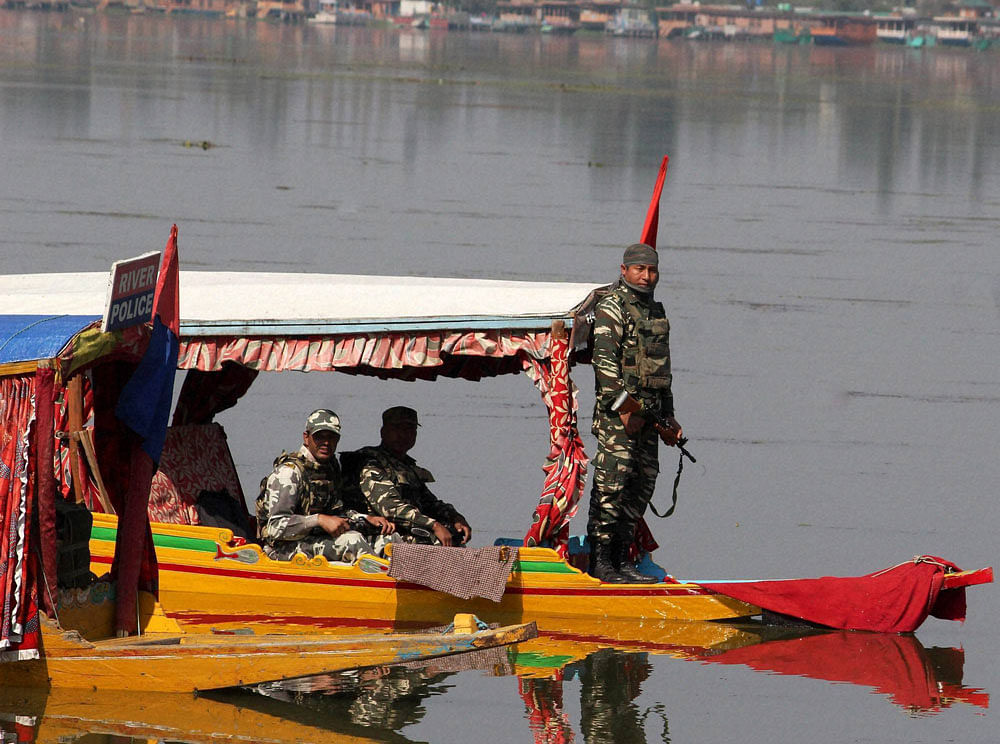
[622,243,658,267]
[621,243,658,294]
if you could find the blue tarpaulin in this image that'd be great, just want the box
[0,315,99,365]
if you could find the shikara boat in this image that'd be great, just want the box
[0,257,991,646]
[0,257,535,692]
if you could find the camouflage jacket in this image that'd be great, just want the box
[256,445,360,545]
[355,445,462,532]
[592,281,674,418]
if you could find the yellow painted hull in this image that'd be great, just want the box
[1,606,536,692]
[87,514,759,638]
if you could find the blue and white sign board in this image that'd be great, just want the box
[102,251,161,333]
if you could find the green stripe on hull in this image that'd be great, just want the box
[516,560,576,574]
[92,525,219,554]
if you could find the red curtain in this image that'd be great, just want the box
[522,331,589,558]
[92,362,158,634]
[0,374,41,658]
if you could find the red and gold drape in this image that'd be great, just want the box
[522,328,589,558]
[0,374,40,659]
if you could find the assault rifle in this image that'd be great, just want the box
[349,513,466,545]
[610,390,695,520]
[610,390,696,464]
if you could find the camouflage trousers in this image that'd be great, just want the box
[587,413,659,545]
[265,531,397,564]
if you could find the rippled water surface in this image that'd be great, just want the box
[2,10,998,743]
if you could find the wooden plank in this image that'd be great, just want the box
[77,429,115,515]
[67,374,86,505]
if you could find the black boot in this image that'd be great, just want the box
[616,536,658,584]
[589,541,626,584]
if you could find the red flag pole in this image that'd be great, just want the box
[639,155,669,249]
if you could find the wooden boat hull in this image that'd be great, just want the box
[1,612,536,692]
[87,514,759,636]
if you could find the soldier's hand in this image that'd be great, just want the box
[453,519,472,545]
[656,417,683,446]
[318,514,349,537]
[366,515,396,535]
[620,410,646,436]
[431,522,454,547]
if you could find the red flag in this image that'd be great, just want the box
[639,155,669,249]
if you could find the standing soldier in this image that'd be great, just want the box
[351,406,472,547]
[256,409,395,563]
[588,243,682,583]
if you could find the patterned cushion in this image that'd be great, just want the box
[147,423,245,525]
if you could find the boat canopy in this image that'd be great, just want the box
[0,271,602,335]
[0,271,605,380]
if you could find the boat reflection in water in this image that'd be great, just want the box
[2,623,987,743]
[687,630,990,715]
[0,685,394,744]
[243,621,988,743]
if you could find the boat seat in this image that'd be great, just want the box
[147,423,252,535]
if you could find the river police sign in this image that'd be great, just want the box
[102,251,162,332]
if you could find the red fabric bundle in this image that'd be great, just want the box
[701,556,966,633]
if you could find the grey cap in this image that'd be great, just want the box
[622,243,658,267]
[305,409,342,435]
[382,406,420,427]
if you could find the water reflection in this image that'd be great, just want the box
[0,684,391,744]
[1,13,996,215]
[0,624,988,743]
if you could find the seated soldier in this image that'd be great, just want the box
[354,406,471,547]
[256,409,395,563]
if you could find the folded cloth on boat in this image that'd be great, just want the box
[388,544,519,603]
[701,555,966,633]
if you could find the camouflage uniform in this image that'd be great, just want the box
[355,445,464,545]
[588,280,674,546]
[256,445,375,563]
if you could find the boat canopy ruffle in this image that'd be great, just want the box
[177,330,552,379]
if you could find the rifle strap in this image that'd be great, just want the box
[647,447,683,519]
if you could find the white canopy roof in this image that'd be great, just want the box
[0,272,604,336]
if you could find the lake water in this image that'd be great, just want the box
[1,10,998,743]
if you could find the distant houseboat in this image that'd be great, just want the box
[810,14,877,45]
[656,4,801,41]
[495,0,542,31]
[875,14,917,44]
[930,16,979,46]
[540,1,581,33]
